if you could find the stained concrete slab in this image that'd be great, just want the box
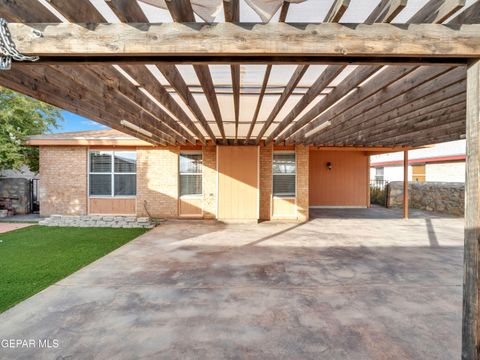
[0,207,463,359]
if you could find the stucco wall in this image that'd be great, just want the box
[387,181,464,216]
[309,150,368,207]
[39,146,88,216]
[426,162,465,182]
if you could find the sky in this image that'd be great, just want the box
[52,111,110,133]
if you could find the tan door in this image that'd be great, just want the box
[217,146,259,221]
[412,164,426,182]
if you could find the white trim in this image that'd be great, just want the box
[178,151,204,217]
[309,206,368,209]
[272,150,297,219]
[88,149,137,198]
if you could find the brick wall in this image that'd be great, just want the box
[296,145,309,221]
[39,146,87,216]
[259,144,273,220]
[203,145,217,219]
[136,146,179,218]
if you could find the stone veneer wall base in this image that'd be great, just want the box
[39,215,154,228]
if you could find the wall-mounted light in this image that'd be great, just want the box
[326,161,332,170]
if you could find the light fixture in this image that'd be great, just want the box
[304,120,332,138]
[326,161,332,170]
[120,120,153,138]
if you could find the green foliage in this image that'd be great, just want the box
[0,225,146,312]
[370,186,387,206]
[0,87,62,172]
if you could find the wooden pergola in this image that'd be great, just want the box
[0,0,479,357]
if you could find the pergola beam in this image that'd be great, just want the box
[323,0,350,23]
[46,0,105,22]
[338,84,466,145]
[255,65,308,143]
[105,0,149,22]
[157,64,216,140]
[6,23,480,58]
[305,66,454,144]
[463,58,480,360]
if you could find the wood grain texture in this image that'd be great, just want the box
[0,0,58,22]
[462,58,480,360]
[8,23,480,57]
[105,0,149,22]
[157,64,216,140]
[47,0,105,22]
[255,65,309,143]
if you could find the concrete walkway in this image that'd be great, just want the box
[0,208,464,359]
[0,222,33,233]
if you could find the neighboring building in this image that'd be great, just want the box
[27,130,381,221]
[370,140,466,183]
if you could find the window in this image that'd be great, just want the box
[375,167,384,181]
[273,152,296,197]
[89,151,136,196]
[179,153,202,196]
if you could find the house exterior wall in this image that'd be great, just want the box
[136,146,179,218]
[425,162,465,182]
[202,145,217,219]
[38,144,309,221]
[39,146,88,216]
[296,145,309,221]
[309,150,368,207]
[259,144,273,221]
[371,162,465,183]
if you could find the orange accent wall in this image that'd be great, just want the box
[309,150,368,207]
[89,198,136,214]
[217,146,259,220]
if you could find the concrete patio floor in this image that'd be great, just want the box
[0,207,464,359]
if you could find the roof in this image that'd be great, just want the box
[27,129,152,146]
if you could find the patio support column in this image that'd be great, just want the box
[463,59,480,360]
[403,150,408,219]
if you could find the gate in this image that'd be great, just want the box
[30,178,39,213]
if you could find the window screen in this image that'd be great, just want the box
[273,153,296,197]
[89,151,136,196]
[179,153,202,196]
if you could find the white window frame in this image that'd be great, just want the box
[272,150,296,198]
[179,151,203,199]
[88,150,137,198]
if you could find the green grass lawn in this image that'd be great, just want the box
[0,225,146,313]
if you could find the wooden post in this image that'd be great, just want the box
[403,150,408,219]
[367,155,371,208]
[462,59,480,360]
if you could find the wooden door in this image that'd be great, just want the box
[217,146,259,221]
[412,164,426,182]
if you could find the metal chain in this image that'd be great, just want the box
[0,18,39,70]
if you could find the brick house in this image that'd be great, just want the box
[28,129,374,222]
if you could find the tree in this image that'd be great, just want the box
[0,87,62,173]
